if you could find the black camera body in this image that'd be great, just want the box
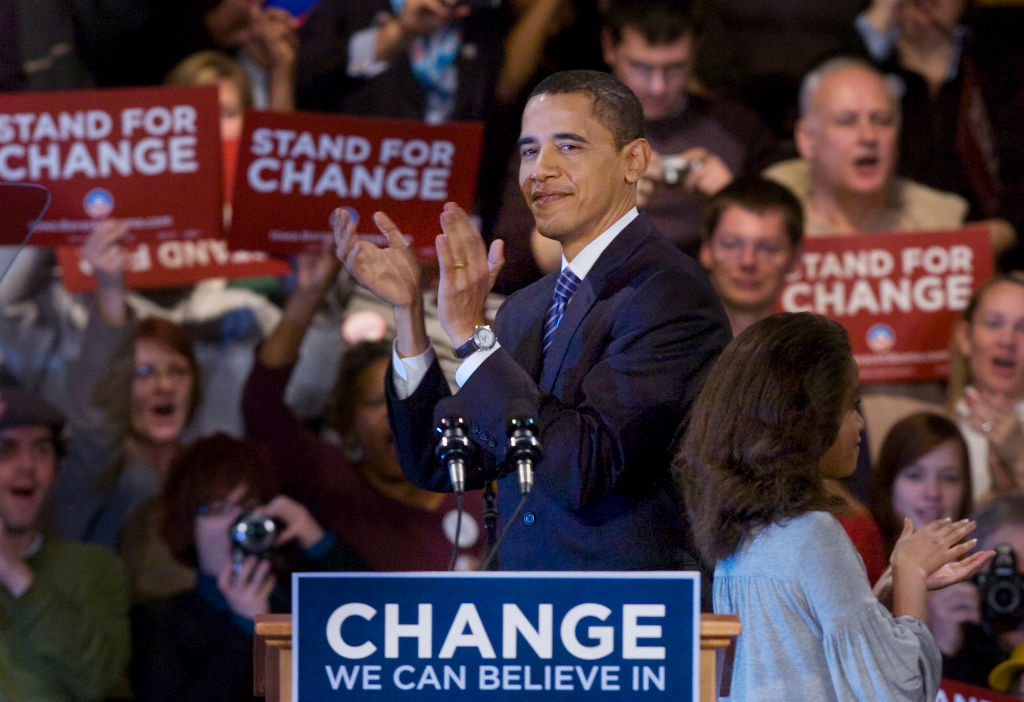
[229,512,280,566]
[975,543,1024,623]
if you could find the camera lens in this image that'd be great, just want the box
[230,512,278,557]
[989,580,1023,617]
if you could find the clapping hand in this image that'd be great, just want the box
[892,517,994,588]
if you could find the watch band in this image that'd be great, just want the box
[454,325,495,359]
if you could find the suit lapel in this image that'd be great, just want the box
[539,278,594,391]
[537,215,657,391]
[502,275,553,382]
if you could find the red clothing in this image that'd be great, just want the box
[836,512,887,586]
[242,359,485,571]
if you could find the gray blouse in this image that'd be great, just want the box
[714,511,941,701]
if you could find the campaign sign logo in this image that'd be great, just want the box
[293,572,699,702]
[866,323,895,353]
[0,84,222,247]
[83,187,114,218]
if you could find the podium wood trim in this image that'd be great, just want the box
[254,612,740,701]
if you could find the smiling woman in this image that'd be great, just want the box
[946,272,1024,502]
[871,412,972,556]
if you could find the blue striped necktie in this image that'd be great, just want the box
[543,268,581,353]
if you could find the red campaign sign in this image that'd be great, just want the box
[0,85,222,247]
[938,678,1019,701]
[228,109,484,257]
[0,183,50,243]
[777,227,994,384]
[55,239,290,293]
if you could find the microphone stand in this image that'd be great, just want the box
[482,480,499,570]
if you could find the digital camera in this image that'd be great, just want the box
[975,543,1024,623]
[661,155,691,186]
[229,512,280,567]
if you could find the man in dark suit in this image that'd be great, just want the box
[334,69,730,571]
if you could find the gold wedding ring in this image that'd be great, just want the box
[453,262,467,270]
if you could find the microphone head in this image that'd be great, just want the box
[506,415,537,433]
[435,416,475,493]
[506,415,542,464]
[435,416,471,460]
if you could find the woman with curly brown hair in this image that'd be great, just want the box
[676,312,993,701]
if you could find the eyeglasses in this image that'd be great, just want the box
[133,363,193,385]
[711,238,789,262]
[622,59,690,84]
[197,496,260,518]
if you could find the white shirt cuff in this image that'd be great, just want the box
[391,343,436,400]
[454,343,501,388]
[348,27,391,78]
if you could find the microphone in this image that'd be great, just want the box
[506,416,542,495]
[436,417,474,494]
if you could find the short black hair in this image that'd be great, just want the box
[528,69,645,150]
[703,176,804,249]
[603,0,702,46]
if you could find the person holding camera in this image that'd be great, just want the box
[973,495,1024,675]
[600,0,778,257]
[529,0,779,274]
[130,433,366,702]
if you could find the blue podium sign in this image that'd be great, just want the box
[293,572,699,701]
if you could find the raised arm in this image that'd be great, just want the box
[258,250,341,369]
[332,207,429,359]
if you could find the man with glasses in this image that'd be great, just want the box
[600,0,778,258]
[698,176,804,336]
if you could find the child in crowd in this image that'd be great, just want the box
[870,411,1003,687]
[677,312,994,700]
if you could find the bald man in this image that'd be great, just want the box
[765,57,969,236]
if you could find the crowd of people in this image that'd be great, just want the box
[3,0,1024,700]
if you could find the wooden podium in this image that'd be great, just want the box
[254,613,740,702]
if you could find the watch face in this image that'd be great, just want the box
[474,326,495,348]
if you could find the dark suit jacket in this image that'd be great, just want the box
[387,213,731,570]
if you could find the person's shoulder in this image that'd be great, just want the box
[763,158,810,200]
[778,511,847,546]
[44,536,123,567]
[893,177,969,228]
[618,217,711,283]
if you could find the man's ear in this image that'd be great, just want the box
[785,245,805,275]
[600,28,616,66]
[698,241,713,270]
[953,318,973,358]
[623,138,652,184]
[795,118,814,160]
